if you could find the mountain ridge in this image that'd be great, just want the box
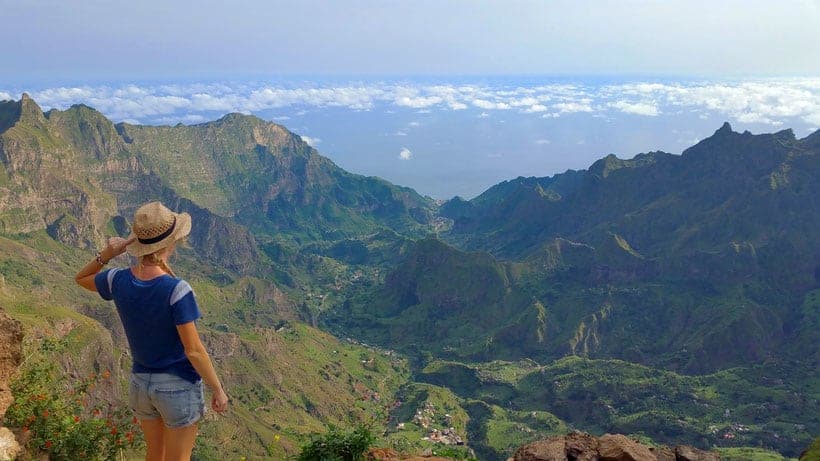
[0,95,817,459]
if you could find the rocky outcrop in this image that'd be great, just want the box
[0,308,23,461]
[0,308,22,417]
[510,432,721,461]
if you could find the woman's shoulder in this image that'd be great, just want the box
[169,278,195,304]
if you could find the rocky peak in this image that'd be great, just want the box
[588,154,623,178]
[800,127,820,149]
[715,121,733,136]
[18,93,46,125]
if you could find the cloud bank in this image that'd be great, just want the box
[2,78,817,128]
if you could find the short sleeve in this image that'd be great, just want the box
[94,268,120,301]
[170,280,201,325]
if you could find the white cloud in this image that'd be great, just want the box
[524,104,548,113]
[472,98,511,110]
[478,112,490,118]
[299,135,321,147]
[5,78,817,129]
[395,95,443,108]
[609,100,660,116]
[535,139,551,145]
[0,91,12,101]
[553,102,594,113]
[399,147,413,160]
[394,131,408,136]
[155,114,206,125]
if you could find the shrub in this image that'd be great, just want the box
[296,424,375,461]
[431,445,478,460]
[4,359,142,460]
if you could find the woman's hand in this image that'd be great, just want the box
[212,387,229,414]
[101,236,135,262]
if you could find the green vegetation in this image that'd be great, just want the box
[296,424,375,461]
[4,342,142,460]
[1,99,817,460]
[800,437,820,461]
[716,447,798,461]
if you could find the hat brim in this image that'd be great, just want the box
[126,212,192,257]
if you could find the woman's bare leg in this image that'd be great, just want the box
[164,423,198,461]
[139,418,166,461]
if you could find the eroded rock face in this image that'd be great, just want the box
[512,435,566,461]
[0,308,23,417]
[511,432,722,461]
[599,434,655,461]
[0,308,23,461]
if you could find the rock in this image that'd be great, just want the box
[598,434,655,461]
[0,427,21,461]
[650,446,676,461]
[367,448,401,460]
[565,431,599,461]
[675,445,721,461]
[512,435,566,460]
[0,309,23,417]
[511,433,721,461]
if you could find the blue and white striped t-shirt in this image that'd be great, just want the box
[94,268,201,383]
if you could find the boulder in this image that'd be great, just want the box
[598,434,655,461]
[649,446,676,461]
[512,435,566,460]
[565,431,599,461]
[0,428,20,461]
[510,433,721,461]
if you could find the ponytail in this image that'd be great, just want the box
[139,247,177,278]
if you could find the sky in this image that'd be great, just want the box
[4,0,820,80]
[2,1,819,198]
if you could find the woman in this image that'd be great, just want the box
[75,201,229,461]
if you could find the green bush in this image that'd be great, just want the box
[296,424,375,461]
[431,445,478,460]
[4,359,142,460]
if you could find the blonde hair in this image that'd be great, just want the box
[138,239,183,278]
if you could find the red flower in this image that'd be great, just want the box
[92,408,101,416]
[42,410,50,418]
[44,440,52,449]
[101,370,111,380]
[110,427,118,435]
[132,415,139,424]
[74,415,81,423]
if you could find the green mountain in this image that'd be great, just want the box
[0,95,436,458]
[1,95,817,459]
[330,123,819,457]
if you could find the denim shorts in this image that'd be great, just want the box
[129,373,205,428]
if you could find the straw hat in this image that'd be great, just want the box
[126,202,192,257]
